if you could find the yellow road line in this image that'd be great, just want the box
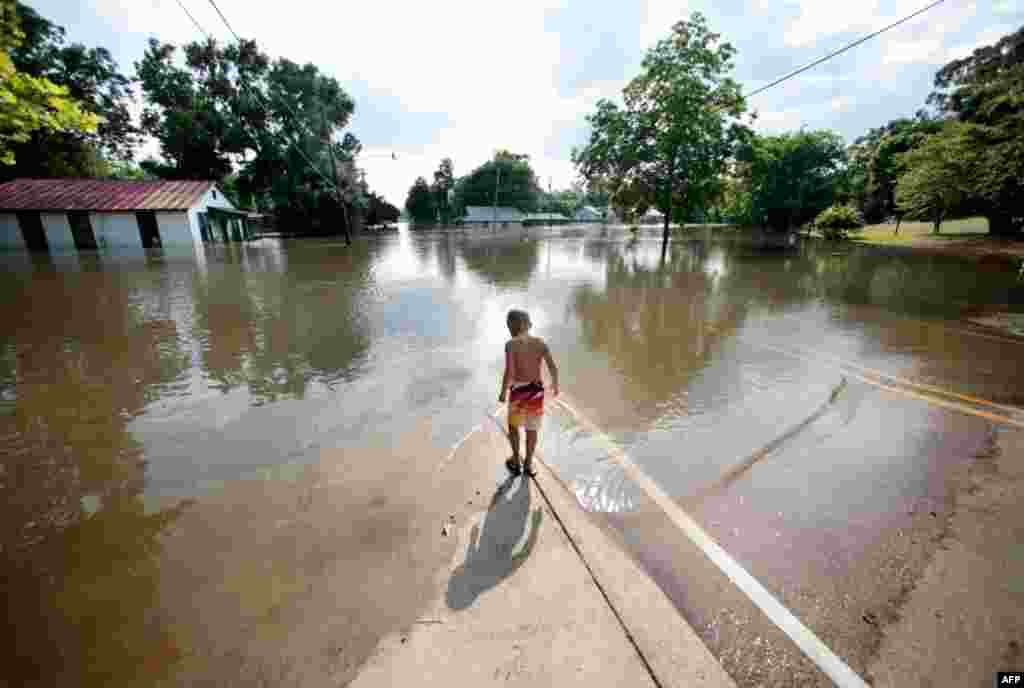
[759,336,1021,414]
[769,310,1024,348]
[743,339,1024,429]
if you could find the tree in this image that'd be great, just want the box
[1,2,137,179]
[573,12,749,245]
[136,36,364,232]
[405,176,435,222]
[0,0,100,166]
[452,151,542,216]
[736,129,848,231]
[432,157,454,223]
[544,188,582,217]
[927,26,1024,236]
[106,160,155,180]
[365,192,399,226]
[813,205,863,240]
[894,122,973,234]
[847,115,942,224]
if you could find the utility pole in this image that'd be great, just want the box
[322,107,352,245]
[548,177,553,229]
[492,165,500,229]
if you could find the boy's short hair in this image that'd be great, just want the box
[507,309,531,335]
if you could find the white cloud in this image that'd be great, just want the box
[64,0,1014,207]
[882,38,945,64]
[782,0,971,48]
[830,95,853,112]
[639,0,689,50]
[754,108,804,131]
[87,0,600,206]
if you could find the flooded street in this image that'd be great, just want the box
[2,224,1023,686]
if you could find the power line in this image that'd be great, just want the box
[744,0,948,100]
[168,0,347,196]
[205,0,240,41]
[204,0,360,185]
[172,0,211,39]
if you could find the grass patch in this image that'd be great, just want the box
[853,217,989,244]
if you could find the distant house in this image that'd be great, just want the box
[574,205,605,223]
[461,206,524,227]
[0,178,250,253]
[522,212,570,226]
[641,208,665,225]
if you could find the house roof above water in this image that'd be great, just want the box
[463,206,524,222]
[0,179,217,211]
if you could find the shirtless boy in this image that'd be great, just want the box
[498,309,559,478]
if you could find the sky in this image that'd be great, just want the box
[27,0,1024,207]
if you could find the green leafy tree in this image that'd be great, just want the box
[813,205,863,240]
[365,192,399,226]
[405,176,435,222]
[106,160,154,180]
[573,12,749,245]
[452,150,541,216]
[847,115,942,223]
[895,122,973,234]
[3,2,138,180]
[0,0,100,166]
[736,129,848,232]
[548,189,581,217]
[431,157,455,223]
[136,36,363,231]
[928,26,1024,236]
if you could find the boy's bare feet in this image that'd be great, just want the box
[505,457,522,476]
[522,462,537,478]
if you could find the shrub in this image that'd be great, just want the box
[813,205,863,240]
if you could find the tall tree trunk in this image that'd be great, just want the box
[663,149,679,249]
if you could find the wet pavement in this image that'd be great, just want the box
[1,224,1022,686]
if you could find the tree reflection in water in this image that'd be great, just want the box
[458,235,540,288]
[571,242,747,419]
[190,242,373,404]
[0,269,194,687]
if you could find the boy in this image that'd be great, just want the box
[498,309,559,478]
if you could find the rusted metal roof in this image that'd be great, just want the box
[0,179,217,211]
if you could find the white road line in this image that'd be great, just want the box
[554,396,870,688]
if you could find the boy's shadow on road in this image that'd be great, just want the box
[446,476,544,611]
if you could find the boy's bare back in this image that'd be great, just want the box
[505,335,550,384]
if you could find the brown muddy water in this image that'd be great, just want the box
[2,224,1023,687]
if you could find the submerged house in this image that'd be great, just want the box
[460,205,524,228]
[574,205,605,223]
[0,179,251,252]
[641,208,665,225]
[522,212,570,226]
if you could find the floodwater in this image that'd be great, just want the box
[2,224,1022,686]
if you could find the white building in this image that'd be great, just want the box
[461,206,524,227]
[641,208,665,225]
[0,178,250,253]
[574,205,605,222]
